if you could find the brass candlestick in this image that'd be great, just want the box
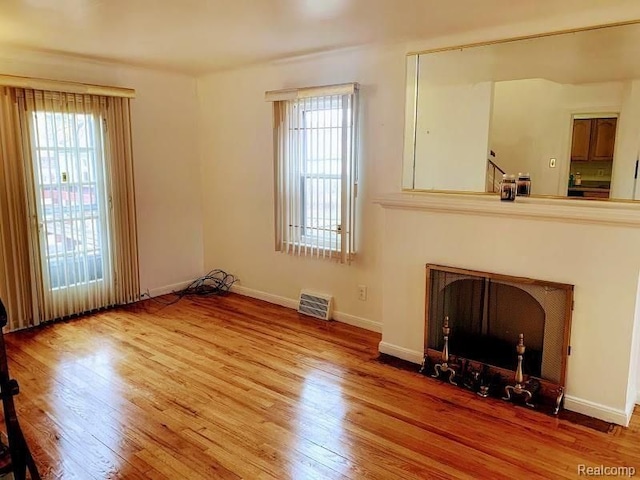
[503,333,535,408]
[432,316,457,385]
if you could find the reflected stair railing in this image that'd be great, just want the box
[487,158,506,193]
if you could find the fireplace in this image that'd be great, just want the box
[423,265,573,411]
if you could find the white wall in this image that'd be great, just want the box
[491,79,564,194]
[0,49,204,296]
[490,79,627,196]
[612,80,640,200]
[197,31,640,423]
[629,271,640,408]
[414,81,493,191]
[408,76,637,198]
[197,44,409,330]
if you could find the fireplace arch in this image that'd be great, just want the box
[432,278,546,376]
[426,264,573,386]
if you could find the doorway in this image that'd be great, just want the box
[567,114,618,199]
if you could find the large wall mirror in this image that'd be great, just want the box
[403,21,640,201]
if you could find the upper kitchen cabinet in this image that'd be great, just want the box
[571,119,592,162]
[590,118,617,162]
[570,117,618,162]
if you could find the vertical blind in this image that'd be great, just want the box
[103,95,140,308]
[0,87,34,329]
[268,83,359,263]
[17,90,113,322]
[0,87,139,330]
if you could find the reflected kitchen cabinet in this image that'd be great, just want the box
[571,119,592,162]
[570,117,617,162]
[591,118,617,162]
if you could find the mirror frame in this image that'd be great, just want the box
[402,18,640,202]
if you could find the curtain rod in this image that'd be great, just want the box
[265,82,358,102]
[0,74,136,98]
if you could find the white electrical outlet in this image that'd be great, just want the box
[357,285,367,301]
[549,158,556,168]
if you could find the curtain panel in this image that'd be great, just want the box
[103,97,140,306]
[0,88,35,330]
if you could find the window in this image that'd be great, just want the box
[267,83,359,263]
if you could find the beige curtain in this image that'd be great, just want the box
[0,88,139,329]
[104,97,140,305]
[0,88,36,330]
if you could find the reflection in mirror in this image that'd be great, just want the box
[403,22,640,201]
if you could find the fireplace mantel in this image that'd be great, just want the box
[375,192,640,227]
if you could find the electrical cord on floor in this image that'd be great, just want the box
[176,269,238,298]
[141,269,238,307]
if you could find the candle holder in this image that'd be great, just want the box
[503,333,535,408]
[432,316,457,385]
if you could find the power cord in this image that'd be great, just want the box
[141,269,238,307]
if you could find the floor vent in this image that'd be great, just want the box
[298,290,333,321]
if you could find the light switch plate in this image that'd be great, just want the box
[549,158,556,168]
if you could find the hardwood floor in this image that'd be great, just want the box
[3,293,640,479]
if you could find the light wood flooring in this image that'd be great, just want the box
[4,293,640,479]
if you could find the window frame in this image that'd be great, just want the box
[268,83,359,263]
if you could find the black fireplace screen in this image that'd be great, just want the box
[427,268,569,383]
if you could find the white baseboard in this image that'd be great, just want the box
[627,399,637,425]
[144,280,195,298]
[333,311,382,333]
[378,341,423,364]
[377,340,630,427]
[231,285,382,333]
[232,285,298,309]
[564,395,631,427]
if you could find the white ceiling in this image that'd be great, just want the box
[0,0,639,74]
